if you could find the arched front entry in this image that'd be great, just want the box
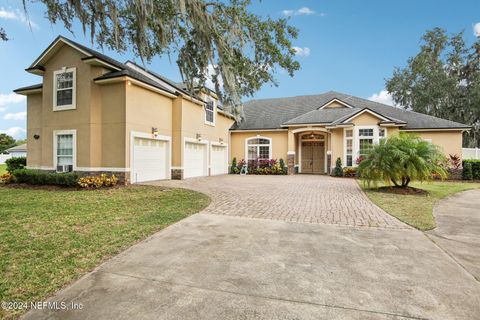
[299,132,326,174]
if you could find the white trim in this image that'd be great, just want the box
[318,98,354,110]
[231,129,288,133]
[75,167,130,172]
[290,127,329,134]
[53,67,76,111]
[171,166,183,170]
[30,38,90,68]
[130,131,172,183]
[14,88,42,95]
[343,128,354,167]
[26,166,55,170]
[287,151,296,155]
[82,57,122,71]
[53,129,77,172]
[245,136,272,162]
[401,128,469,132]
[342,108,390,123]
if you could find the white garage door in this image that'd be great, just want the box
[210,145,228,175]
[132,137,168,183]
[184,142,207,178]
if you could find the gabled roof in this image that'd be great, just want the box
[317,98,354,109]
[233,91,470,130]
[6,144,27,152]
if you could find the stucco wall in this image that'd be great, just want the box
[406,130,464,158]
[230,131,288,162]
[350,112,382,126]
[125,83,174,168]
[26,93,43,167]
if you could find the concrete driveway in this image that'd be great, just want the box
[426,189,480,281]
[23,176,480,320]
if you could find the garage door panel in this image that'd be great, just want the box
[132,137,169,183]
[211,145,228,175]
[184,142,207,178]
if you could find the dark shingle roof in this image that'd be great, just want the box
[13,83,42,93]
[234,91,470,130]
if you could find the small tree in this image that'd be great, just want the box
[358,133,447,188]
[333,157,343,177]
[230,157,237,174]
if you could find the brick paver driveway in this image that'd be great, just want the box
[150,175,406,228]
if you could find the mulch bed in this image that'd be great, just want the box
[376,186,429,196]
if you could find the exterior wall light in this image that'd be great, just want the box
[196,133,202,141]
[33,134,40,140]
[152,127,158,136]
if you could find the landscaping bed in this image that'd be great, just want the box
[0,185,210,320]
[362,181,480,230]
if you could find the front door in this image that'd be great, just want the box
[301,141,325,174]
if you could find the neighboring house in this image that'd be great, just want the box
[14,36,471,183]
[14,36,234,183]
[5,144,27,158]
[230,93,470,174]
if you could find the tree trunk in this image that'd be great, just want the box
[391,178,401,187]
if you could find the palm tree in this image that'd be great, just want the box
[358,133,447,188]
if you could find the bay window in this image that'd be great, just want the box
[344,127,387,166]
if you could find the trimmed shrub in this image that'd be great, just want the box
[462,162,473,180]
[463,160,480,180]
[5,157,26,173]
[333,158,343,177]
[279,158,287,174]
[230,157,237,174]
[78,173,118,189]
[12,169,78,187]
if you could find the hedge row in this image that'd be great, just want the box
[462,160,480,180]
[12,169,79,187]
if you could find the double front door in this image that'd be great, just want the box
[301,141,325,174]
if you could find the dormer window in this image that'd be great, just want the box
[205,100,215,125]
[53,67,76,111]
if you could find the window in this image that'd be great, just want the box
[345,129,353,166]
[205,101,215,125]
[54,130,76,172]
[358,128,373,137]
[53,68,76,110]
[379,128,385,138]
[246,137,271,161]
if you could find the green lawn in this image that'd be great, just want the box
[0,185,209,320]
[0,164,6,175]
[361,181,480,230]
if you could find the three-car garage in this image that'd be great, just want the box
[130,133,228,183]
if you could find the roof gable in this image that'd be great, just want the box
[318,98,354,110]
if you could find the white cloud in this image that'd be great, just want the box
[3,111,26,120]
[0,93,25,107]
[0,7,38,29]
[0,126,26,138]
[474,22,480,37]
[0,107,6,113]
[368,90,396,106]
[282,7,322,17]
[293,46,311,57]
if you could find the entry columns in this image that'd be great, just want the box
[287,130,296,175]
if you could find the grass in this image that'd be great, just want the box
[0,185,210,320]
[361,181,480,230]
[0,164,6,175]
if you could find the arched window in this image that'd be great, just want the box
[246,137,272,161]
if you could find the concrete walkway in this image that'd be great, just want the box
[426,189,480,281]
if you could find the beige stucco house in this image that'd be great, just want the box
[15,36,470,183]
[231,94,470,174]
[15,36,234,183]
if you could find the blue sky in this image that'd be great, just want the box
[0,0,479,139]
